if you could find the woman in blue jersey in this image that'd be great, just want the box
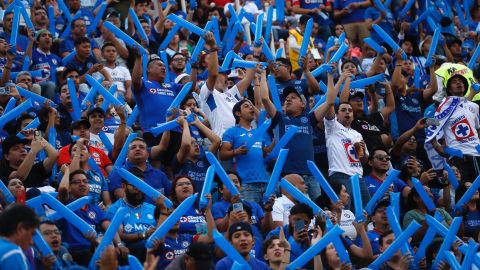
[172,175,207,235]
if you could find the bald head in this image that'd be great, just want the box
[283,174,308,195]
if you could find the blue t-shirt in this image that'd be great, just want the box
[59,37,99,56]
[109,161,172,204]
[0,32,29,67]
[58,203,108,251]
[333,0,367,24]
[172,155,210,192]
[356,228,382,255]
[271,111,315,175]
[364,174,408,198]
[85,169,109,205]
[0,238,28,270]
[31,48,62,83]
[178,206,206,235]
[394,91,426,141]
[222,125,268,184]
[64,54,98,76]
[133,78,183,131]
[215,256,270,270]
[364,8,395,44]
[106,199,156,234]
[463,210,480,238]
[156,234,194,270]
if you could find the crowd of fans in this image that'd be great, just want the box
[0,0,479,269]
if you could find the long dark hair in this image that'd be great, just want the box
[171,175,196,205]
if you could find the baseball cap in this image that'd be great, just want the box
[228,222,253,240]
[2,135,28,156]
[87,107,106,118]
[348,90,365,100]
[71,118,91,130]
[35,29,52,41]
[185,242,214,270]
[174,73,190,84]
[283,86,307,104]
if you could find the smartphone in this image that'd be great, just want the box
[34,130,42,141]
[294,219,305,232]
[425,118,440,126]
[0,87,10,95]
[16,189,26,205]
[232,202,243,213]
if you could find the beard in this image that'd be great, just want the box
[126,191,144,206]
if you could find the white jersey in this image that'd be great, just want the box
[90,132,114,155]
[200,84,241,137]
[104,65,131,93]
[272,195,295,225]
[324,116,367,176]
[442,100,480,156]
[339,209,357,240]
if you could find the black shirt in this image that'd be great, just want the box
[0,160,51,188]
[351,111,386,152]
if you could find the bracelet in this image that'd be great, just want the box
[209,47,219,52]
[119,122,126,125]
[253,54,261,58]
[395,64,402,67]
[4,66,11,70]
[254,84,261,87]
[160,212,169,216]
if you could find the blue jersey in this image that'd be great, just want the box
[156,234,194,270]
[0,238,28,270]
[364,8,395,44]
[364,174,408,198]
[356,229,382,255]
[271,111,315,175]
[133,78,183,131]
[172,155,209,192]
[333,0,367,24]
[31,48,62,83]
[64,54,98,76]
[394,91,425,141]
[0,32,29,67]
[109,161,172,204]
[215,256,269,270]
[106,199,156,234]
[178,206,206,235]
[86,169,109,205]
[222,125,268,184]
[58,203,108,251]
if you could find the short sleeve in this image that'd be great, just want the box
[199,83,213,101]
[271,200,284,222]
[222,127,235,144]
[323,116,338,136]
[211,203,226,220]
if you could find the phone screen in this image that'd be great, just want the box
[294,220,305,232]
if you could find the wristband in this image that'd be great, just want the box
[209,47,219,52]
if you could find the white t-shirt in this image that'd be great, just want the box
[104,66,132,93]
[90,132,114,155]
[324,116,368,176]
[199,84,241,137]
[272,195,295,225]
[339,209,357,240]
[442,99,480,156]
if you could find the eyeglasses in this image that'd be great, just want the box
[173,58,185,62]
[374,155,391,161]
[42,229,62,236]
[408,137,417,143]
[68,75,79,79]
[375,207,386,213]
[176,182,192,187]
[71,179,88,185]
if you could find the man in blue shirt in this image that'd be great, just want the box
[355,199,391,256]
[271,57,321,106]
[64,37,112,83]
[57,169,126,266]
[35,220,77,269]
[261,80,322,200]
[333,0,370,47]
[109,137,172,203]
[215,222,270,270]
[31,29,62,100]
[0,12,30,64]
[131,50,194,166]
[0,204,40,270]
[106,168,157,263]
[220,99,271,203]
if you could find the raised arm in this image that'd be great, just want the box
[112,105,128,161]
[175,117,192,164]
[192,116,221,154]
[235,45,263,96]
[422,65,438,101]
[204,32,218,92]
[301,55,321,95]
[131,47,144,92]
[314,69,339,124]
[42,138,59,172]
[392,118,426,158]
[391,49,404,92]
[260,70,278,118]
[379,81,395,119]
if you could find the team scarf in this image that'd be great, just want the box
[425,96,462,143]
